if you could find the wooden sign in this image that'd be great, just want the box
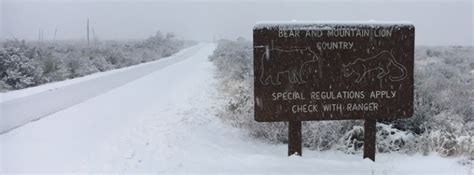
[253,22,415,160]
[253,22,414,122]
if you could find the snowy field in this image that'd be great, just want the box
[0,43,471,174]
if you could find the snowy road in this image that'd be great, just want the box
[0,44,203,134]
[0,43,470,174]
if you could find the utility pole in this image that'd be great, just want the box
[54,27,57,41]
[87,18,90,46]
[92,28,97,44]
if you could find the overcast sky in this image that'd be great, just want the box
[1,0,473,45]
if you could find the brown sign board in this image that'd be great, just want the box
[253,22,415,122]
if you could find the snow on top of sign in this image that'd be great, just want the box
[254,20,414,29]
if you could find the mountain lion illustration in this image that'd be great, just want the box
[260,47,318,85]
[343,51,407,83]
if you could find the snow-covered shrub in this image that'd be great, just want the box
[66,56,100,78]
[303,120,361,151]
[456,136,474,159]
[40,55,70,82]
[209,39,288,143]
[336,123,415,154]
[90,55,113,72]
[0,46,43,90]
[386,46,473,156]
[337,125,365,154]
[378,47,473,157]
[0,32,187,91]
[376,124,415,153]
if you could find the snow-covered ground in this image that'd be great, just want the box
[0,43,471,174]
[0,45,200,134]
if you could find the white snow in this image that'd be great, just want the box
[0,45,199,134]
[254,20,414,30]
[0,43,470,174]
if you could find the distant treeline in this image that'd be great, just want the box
[0,32,193,91]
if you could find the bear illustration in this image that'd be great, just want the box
[259,47,318,85]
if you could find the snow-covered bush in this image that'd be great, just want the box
[0,46,43,90]
[66,55,100,78]
[302,120,361,151]
[336,123,415,154]
[337,125,365,154]
[209,39,288,143]
[209,39,473,157]
[376,124,415,153]
[0,31,188,91]
[41,58,70,83]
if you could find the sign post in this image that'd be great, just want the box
[288,121,302,156]
[363,119,376,161]
[253,22,414,161]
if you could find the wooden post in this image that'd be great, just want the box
[363,119,376,161]
[288,121,302,156]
